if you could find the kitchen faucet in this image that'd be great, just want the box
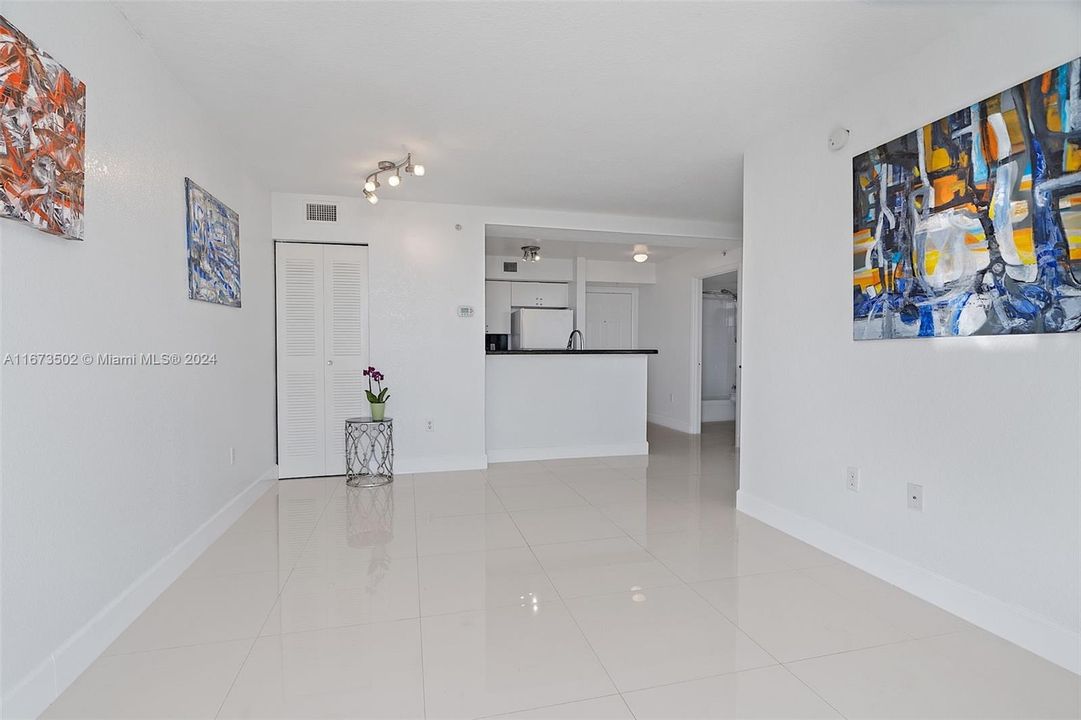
[566,329,584,350]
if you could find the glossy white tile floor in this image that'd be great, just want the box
[44,423,1080,719]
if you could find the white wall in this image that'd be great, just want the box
[639,248,741,433]
[584,259,656,284]
[485,255,574,281]
[739,2,1081,673]
[273,194,734,472]
[273,196,487,473]
[0,2,275,716]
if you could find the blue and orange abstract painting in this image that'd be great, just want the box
[185,178,240,308]
[853,57,1081,339]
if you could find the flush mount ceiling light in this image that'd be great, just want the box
[632,244,649,263]
[521,245,541,262]
[362,153,425,205]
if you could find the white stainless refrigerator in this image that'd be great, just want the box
[511,308,574,349]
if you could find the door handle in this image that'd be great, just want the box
[327,360,333,365]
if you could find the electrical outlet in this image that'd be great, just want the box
[907,482,923,511]
[229,447,236,466]
[425,419,434,432]
[845,466,860,492]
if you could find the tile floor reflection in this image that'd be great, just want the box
[43,423,1080,719]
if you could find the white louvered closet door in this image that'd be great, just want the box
[322,244,370,474]
[275,242,369,478]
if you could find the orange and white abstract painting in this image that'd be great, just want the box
[0,15,85,240]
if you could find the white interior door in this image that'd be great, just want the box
[276,242,369,478]
[585,290,635,349]
[276,243,327,478]
[323,244,370,474]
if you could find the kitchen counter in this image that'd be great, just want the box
[485,352,649,462]
[487,349,658,355]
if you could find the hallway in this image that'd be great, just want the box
[44,424,1079,718]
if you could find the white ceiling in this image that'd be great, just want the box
[116,1,965,222]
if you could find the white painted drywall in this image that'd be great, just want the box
[639,248,741,433]
[584,259,656,284]
[485,256,574,282]
[739,2,1081,672]
[272,193,734,472]
[486,354,648,462]
[0,2,275,715]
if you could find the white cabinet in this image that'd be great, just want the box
[485,281,513,334]
[510,282,569,308]
[276,242,369,479]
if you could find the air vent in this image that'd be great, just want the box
[503,261,518,272]
[305,203,338,222]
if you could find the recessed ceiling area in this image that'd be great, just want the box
[485,225,708,263]
[114,1,971,223]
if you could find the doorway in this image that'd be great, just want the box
[689,258,741,445]
[701,272,738,426]
[585,287,638,349]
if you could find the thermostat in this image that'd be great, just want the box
[457,305,475,318]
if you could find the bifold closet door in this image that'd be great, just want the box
[322,244,370,474]
[276,242,369,478]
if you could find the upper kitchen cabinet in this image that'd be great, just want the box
[510,281,569,308]
[485,280,513,334]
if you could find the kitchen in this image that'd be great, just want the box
[483,228,659,462]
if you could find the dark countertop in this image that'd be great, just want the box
[486,349,658,355]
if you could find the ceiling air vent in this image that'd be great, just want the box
[503,261,518,273]
[305,203,338,222]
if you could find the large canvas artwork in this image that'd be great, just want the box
[853,57,1081,340]
[0,15,86,240]
[185,178,241,307]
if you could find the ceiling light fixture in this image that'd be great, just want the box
[521,245,541,263]
[362,153,424,205]
[633,253,648,263]
[632,244,649,263]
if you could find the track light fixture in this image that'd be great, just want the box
[521,245,541,263]
[362,153,425,204]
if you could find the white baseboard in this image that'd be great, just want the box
[3,465,278,720]
[736,489,1081,676]
[487,442,648,464]
[396,453,488,474]
[647,412,697,434]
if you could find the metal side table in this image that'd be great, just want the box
[345,417,394,487]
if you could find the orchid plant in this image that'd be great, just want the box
[363,366,390,404]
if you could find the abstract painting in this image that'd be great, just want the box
[185,178,240,307]
[853,57,1081,340]
[0,15,86,240]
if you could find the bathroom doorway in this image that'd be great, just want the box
[701,271,739,439]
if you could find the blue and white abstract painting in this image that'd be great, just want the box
[185,178,241,307]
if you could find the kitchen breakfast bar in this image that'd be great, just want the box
[485,349,658,463]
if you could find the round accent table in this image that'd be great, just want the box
[345,417,394,487]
